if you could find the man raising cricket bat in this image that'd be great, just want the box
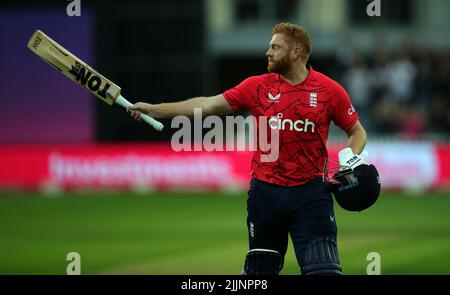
[127,23,381,275]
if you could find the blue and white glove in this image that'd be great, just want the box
[338,147,368,170]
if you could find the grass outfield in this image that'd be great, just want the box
[0,190,449,274]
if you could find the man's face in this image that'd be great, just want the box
[266,33,293,74]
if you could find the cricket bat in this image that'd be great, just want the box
[27,30,164,131]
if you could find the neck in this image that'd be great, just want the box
[282,63,309,85]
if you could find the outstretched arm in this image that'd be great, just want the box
[127,94,234,120]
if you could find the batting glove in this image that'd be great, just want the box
[338,147,367,170]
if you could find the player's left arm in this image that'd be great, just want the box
[330,80,367,156]
[331,80,368,168]
[345,120,367,155]
[337,120,368,170]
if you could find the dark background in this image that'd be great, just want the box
[1,0,449,143]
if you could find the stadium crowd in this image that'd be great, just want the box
[334,41,450,139]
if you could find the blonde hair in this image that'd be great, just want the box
[272,22,312,62]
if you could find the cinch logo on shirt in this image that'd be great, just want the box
[268,113,315,133]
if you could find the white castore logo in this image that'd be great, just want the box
[268,92,281,101]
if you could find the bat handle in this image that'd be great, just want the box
[115,95,164,131]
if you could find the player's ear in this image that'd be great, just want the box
[291,45,302,61]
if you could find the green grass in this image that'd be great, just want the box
[0,190,449,274]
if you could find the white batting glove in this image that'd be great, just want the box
[338,147,367,170]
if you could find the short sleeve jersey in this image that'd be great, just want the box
[223,66,359,186]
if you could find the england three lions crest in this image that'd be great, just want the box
[309,92,317,107]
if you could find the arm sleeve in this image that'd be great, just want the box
[222,76,257,112]
[331,81,359,131]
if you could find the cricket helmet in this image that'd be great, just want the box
[323,158,381,212]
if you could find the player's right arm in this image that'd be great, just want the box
[129,75,258,120]
[127,94,234,120]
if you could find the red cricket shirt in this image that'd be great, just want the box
[223,66,359,186]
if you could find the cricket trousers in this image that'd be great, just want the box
[246,177,339,274]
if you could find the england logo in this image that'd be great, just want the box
[309,92,317,107]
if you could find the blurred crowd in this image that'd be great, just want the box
[334,41,450,139]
